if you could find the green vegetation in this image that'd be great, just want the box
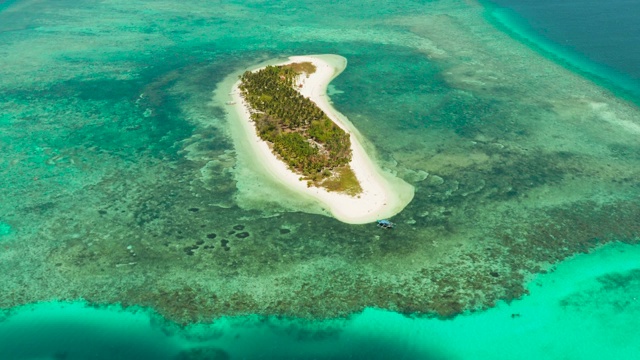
[239,63,361,194]
[283,61,317,75]
[319,166,362,196]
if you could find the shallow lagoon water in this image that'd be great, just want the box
[1,242,639,359]
[2,0,640,358]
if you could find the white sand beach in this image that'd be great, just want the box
[224,54,413,224]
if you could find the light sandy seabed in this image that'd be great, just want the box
[220,54,414,224]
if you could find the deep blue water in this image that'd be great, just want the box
[485,0,640,98]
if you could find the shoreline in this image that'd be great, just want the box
[225,54,414,224]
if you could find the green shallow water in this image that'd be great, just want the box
[2,0,640,357]
[1,241,639,359]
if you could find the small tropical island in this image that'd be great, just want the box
[238,61,361,195]
[225,55,414,224]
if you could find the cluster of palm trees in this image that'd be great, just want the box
[239,64,353,181]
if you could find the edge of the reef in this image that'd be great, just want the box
[224,54,414,224]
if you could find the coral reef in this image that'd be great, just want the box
[1,0,639,323]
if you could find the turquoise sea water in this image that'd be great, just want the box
[2,242,639,359]
[2,0,640,358]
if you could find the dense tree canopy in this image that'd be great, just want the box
[239,63,358,192]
